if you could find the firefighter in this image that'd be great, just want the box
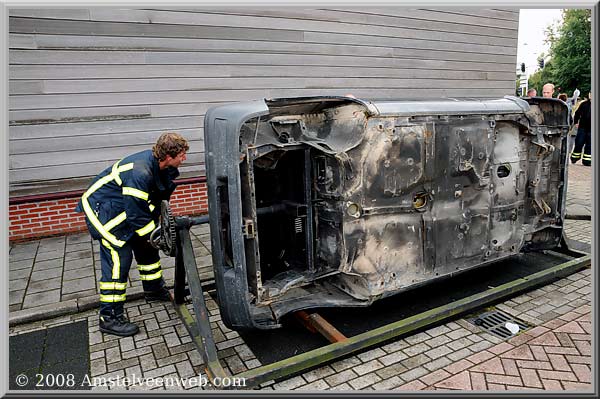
[570,92,592,166]
[75,132,189,336]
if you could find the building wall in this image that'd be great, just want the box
[9,182,207,242]
[8,7,519,241]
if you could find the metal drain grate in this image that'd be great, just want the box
[468,310,531,339]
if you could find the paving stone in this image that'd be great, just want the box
[63,289,97,301]
[168,343,196,357]
[467,340,493,353]
[329,382,352,390]
[425,334,453,347]
[64,258,94,270]
[244,359,261,369]
[379,350,408,366]
[330,356,361,372]
[65,249,93,262]
[9,289,25,306]
[273,375,306,390]
[173,360,196,379]
[89,341,120,352]
[403,342,430,357]
[29,267,62,281]
[434,370,472,390]
[420,368,452,386]
[426,324,452,337]
[105,345,122,364]
[424,345,452,360]
[138,353,158,373]
[63,277,96,293]
[143,365,177,379]
[224,354,246,374]
[405,332,430,345]
[397,379,427,390]
[10,242,39,254]
[26,278,62,294]
[324,369,357,387]
[35,250,64,262]
[302,365,335,383]
[67,233,91,244]
[234,344,255,362]
[66,242,92,253]
[157,353,188,368]
[9,258,35,270]
[375,362,409,380]
[381,339,410,353]
[446,328,472,340]
[357,347,386,362]
[372,376,403,390]
[400,354,431,370]
[348,372,382,389]
[32,258,63,271]
[10,267,34,280]
[63,266,95,281]
[353,359,384,376]
[90,358,107,376]
[296,379,330,390]
[121,348,150,360]
[9,278,28,292]
[22,289,61,308]
[398,366,429,383]
[422,356,453,372]
[107,357,140,373]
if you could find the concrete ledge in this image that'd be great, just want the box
[10,300,79,326]
[9,286,168,326]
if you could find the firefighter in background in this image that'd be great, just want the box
[75,132,189,336]
[570,92,592,166]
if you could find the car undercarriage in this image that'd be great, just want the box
[204,95,569,330]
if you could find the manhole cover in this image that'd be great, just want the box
[468,310,531,339]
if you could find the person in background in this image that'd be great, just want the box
[558,93,574,123]
[542,83,555,98]
[75,132,189,336]
[527,88,537,97]
[570,92,592,166]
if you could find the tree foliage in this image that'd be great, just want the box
[529,9,591,97]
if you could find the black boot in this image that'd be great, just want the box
[99,312,139,337]
[144,285,172,302]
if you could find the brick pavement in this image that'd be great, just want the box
[8,160,593,392]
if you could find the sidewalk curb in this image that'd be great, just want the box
[9,286,150,327]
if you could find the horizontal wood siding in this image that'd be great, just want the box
[9,7,519,196]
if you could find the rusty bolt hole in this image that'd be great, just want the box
[413,193,428,209]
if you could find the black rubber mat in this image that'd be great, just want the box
[9,320,91,390]
[239,250,583,366]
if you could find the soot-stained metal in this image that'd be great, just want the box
[204,95,570,330]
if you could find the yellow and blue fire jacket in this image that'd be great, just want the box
[75,150,179,247]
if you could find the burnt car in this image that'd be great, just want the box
[204,96,569,330]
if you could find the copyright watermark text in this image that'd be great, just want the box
[14,373,246,389]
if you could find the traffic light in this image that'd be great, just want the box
[538,58,544,69]
[521,63,526,73]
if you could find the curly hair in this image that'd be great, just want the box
[152,132,189,161]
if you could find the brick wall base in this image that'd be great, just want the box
[9,182,208,242]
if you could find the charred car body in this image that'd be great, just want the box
[204,96,569,330]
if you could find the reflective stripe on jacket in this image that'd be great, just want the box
[75,150,179,246]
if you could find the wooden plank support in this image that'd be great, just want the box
[295,310,348,343]
[235,253,591,389]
